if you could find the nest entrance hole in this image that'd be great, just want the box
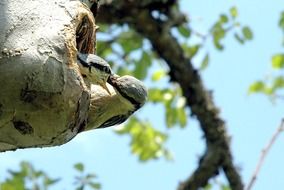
[76,15,95,53]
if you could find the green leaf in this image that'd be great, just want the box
[148,88,174,103]
[115,118,170,161]
[44,177,60,187]
[272,76,284,89]
[242,26,253,40]
[230,6,238,19]
[89,182,101,189]
[185,44,200,58]
[116,66,132,76]
[213,38,224,50]
[96,40,113,57]
[118,31,143,53]
[177,25,191,38]
[34,171,44,178]
[76,185,84,190]
[272,54,284,69]
[204,183,213,190]
[279,12,284,30]
[220,14,229,23]
[97,24,110,33]
[20,161,31,176]
[1,181,25,190]
[177,108,187,127]
[74,163,84,172]
[148,88,164,102]
[212,24,225,50]
[165,109,176,128]
[86,174,97,179]
[200,53,209,70]
[221,184,232,190]
[248,81,265,93]
[133,51,151,80]
[152,70,166,81]
[264,87,274,95]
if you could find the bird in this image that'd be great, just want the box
[82,74,148,131]
[77,52,112,94]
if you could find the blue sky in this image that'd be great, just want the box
[1,1,284,190]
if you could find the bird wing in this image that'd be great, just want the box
[97,115,128,129]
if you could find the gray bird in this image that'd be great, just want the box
[77,52,112,94]
[84,74,148,131]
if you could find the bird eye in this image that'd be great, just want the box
[104,66,111,74]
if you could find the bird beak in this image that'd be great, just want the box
[101,81,111,95]
[107,74,120,85]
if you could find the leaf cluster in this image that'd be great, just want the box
[0,162,100,190]
[0,162,59,190]
[249,12,284,101]
[95,5,253,162]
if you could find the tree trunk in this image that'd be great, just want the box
[0,0,96,151]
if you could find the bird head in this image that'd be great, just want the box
[107,74,148,111]
[92,74,147,129]
[77,53,112,94]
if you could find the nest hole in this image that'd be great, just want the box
[76,15,96,53]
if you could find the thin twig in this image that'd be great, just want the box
[246,119,284,190]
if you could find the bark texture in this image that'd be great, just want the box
[96,1,244,190]
[0,0,97,151]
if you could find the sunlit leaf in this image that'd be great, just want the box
[200,53,209,70]
[96,40,113,57]
[89,182,101,189]
[1,181,25,190]
[116,66,132,76]
[133,51,151,79]
[20,162,31,176]
[165,105,177,128]
[118,31,143,53]
[212,24,225,50]
[152,70,166,81]
[177,108,187,127]
[272,76,284,89]
[230,6,238,19]
[2,161,60,190]
[248,81,265,93]
[264,87,274,95]
[279,11,284,30]
[213,38,224,50]
[86,174,97,179]
[148,88,164,102]
[115,118,170,161]
[220,14,229,23]
[177,25,191,38]
[272,54,284,69]
[183,44,200,58]
[204,183,213,190]
[242,26,253,40]
[97,24,110,33]
[221,184,232,190]
[44,177,61,187]
[74,163,84,172]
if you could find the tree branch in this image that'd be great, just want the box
[246,119,284,190]
[96,1,243,189]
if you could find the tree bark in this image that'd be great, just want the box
[0,0,96,151]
